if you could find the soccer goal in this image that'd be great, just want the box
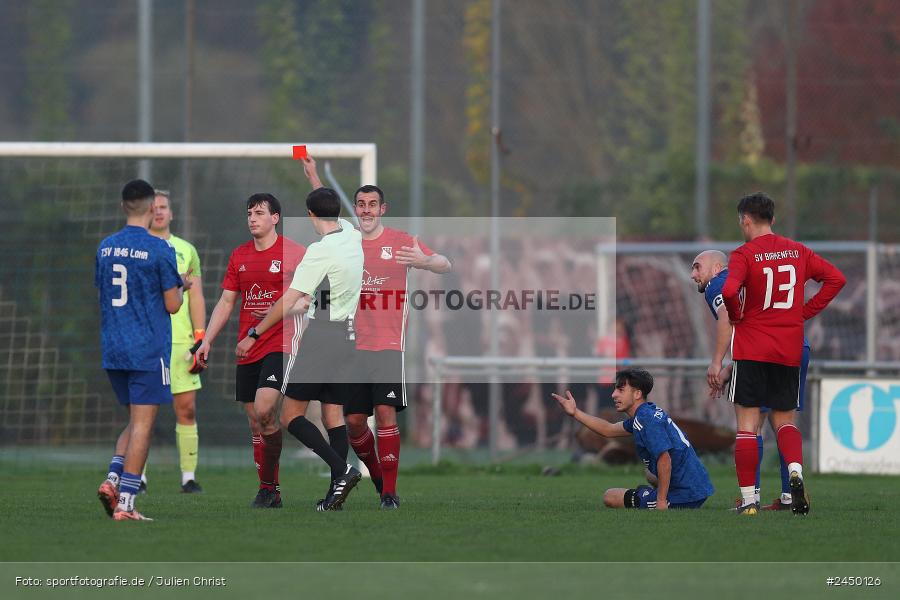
[0,142,375,453]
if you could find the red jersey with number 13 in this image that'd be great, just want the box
[222,235,306,364]
[355,227,434,351]
[722,233,845,366]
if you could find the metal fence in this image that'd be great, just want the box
[427,356,899,467]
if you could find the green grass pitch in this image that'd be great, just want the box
[2,460,898,599]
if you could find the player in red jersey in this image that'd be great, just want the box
[348,184,451,509]
[719,193,845,516]
[300,159,451,508]
[196,193,306,508]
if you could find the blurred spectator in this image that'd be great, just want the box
[595,316,633,408]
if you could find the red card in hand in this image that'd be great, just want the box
[292,145,308,160]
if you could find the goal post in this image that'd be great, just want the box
[0,142,377,186]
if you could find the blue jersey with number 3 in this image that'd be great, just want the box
[95,225,181,371]
[622,403,715,504]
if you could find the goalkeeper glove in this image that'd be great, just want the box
[187,329,206,374]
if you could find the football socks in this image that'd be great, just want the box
[755,435,763,503]
[377,425,401,496]
[287,416,346,478]
[779,449,791,496]
[735,430,758,493]
[175,423,199,481]
[776,423,804,469]
[107,454,124,486]
[349,428,383,480]
[118,472,142,513]
[252,433,264,486]
[327,425,349,462]
[260,430,283,491]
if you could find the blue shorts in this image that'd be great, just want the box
[630,486,707,510]
[760,344,808,413]
[107,366,173,406]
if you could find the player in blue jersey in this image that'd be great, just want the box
[553,368,714,510]
[691,249,810,511]
[95,179,186,521]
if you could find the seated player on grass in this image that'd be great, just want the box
[552,367,715,510]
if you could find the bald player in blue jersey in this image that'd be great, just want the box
[96,179,187,521]
[691,249,810,511]
[553,368,714,510]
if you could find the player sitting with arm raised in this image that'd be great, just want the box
[553,368,714,510]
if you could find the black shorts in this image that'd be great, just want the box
[283,320,357,405]
[234,352,292,403]
[344,349,406,416]
[728,359,801,411]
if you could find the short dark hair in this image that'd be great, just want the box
[737,192,775,223]
[122,179,155,203]
[246,193,281,216]
[307,188,341,220]
[121,179,155,215]
[615,367,654,399]
[354,184,384,204]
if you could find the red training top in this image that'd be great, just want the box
[722,233,845,366]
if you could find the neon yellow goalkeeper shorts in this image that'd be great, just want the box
[170,343,202,395]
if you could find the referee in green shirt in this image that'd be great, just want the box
[236,187,363,511]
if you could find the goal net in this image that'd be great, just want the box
[0,142,375,459]
[603,241,885,425]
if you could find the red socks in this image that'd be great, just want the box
[274,455,281,498]
[252,434,264,486]
[351,425,400,496]
[776,423,803,466]
[734,430,758,488]
[260,430,283,491]
[377,425,401,496]
[350,428,383,480]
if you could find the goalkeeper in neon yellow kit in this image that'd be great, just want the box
[150,190,206,492]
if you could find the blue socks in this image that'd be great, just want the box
[779,450,791,495]
[106,455,124,485]
[120,472,141,495]
[118,472,142,513]
[755,436,763,498]
[754,436,792,500]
